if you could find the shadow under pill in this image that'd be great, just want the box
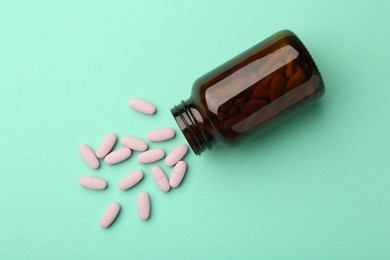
[206,101,325,165]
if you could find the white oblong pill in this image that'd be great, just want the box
[152,166,170,192]
[79,176,107,190]
[165,144,188,166]
[129,98,156,115]
[99,203,120,228]
[118,170,144,190]
[137,148,165,164]
[147,128,175,142]
[138,192,150,220]
[79,144,99,169]
[120,136,148,151]
[104,148,131,165]
[169,161,187,188]
[96,133,117,158]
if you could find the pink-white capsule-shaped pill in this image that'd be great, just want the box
[104,148,131,165]
[129,98,156,115]
[118,170,144,190]
[79,176,107,190]
[96,133,117,158]
[165,144,188,166]
[147,128,175,142]
[169,161,187,188]
[138,192,150,220]
[137,148,165,164]
[99,203,120,228]
[152,166,170,192]
[79,144,99,169]
[120,136,148,151]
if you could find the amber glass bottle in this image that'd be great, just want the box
[171,30,325,155]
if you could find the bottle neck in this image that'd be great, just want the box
[171,99,214,155]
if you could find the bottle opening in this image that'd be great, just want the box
[171,100,213,155]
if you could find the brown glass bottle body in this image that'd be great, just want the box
[171,30,325,155]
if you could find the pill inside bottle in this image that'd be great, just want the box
[171,30,325,155]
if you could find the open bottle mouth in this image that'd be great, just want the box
[171,100,213,155]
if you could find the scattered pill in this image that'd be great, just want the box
[104,148,131,165]
[96,133,117,158]
[79,144,100,169]
[152,166,170,192]
[169,161,187,188]
[147,128,175,142]
[118,170,144,190]
[79,96,195,227]
[79,176,107,190]
[120,136,148,151]
[137,148,165,164]
[99,203,120,228]
[165,144,188,166]
[138,192,150,220]
[129,98,156,115]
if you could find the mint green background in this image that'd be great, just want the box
[1,0,389,259]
